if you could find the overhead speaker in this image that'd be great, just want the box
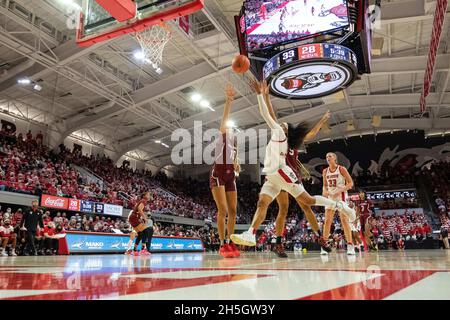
[372,115,382,127]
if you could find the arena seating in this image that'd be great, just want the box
[0,129,446,253]
[421,161,450,230]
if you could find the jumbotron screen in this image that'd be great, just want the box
[244,0,349,52]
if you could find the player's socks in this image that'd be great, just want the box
[314,196,337,208]
[248,227,255,235]
[276,236,282,245]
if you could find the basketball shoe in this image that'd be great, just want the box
[347,243,356,255]
[273,244,288,258]
[228,242,241,258]
[219,244,234,258]
[318,236,332,253]
[230,231,256,247]
[139,250,150,256]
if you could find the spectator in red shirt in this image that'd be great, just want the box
[0,219,17,256]
[43,222,59,255]
[12,208,23,232]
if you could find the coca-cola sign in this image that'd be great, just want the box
[41,195,69,210]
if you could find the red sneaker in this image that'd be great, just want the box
[228,242,240,258]
[124,250,132,255]
[133,251,140,256]
[219,244,234,258]
[139,250,150,256]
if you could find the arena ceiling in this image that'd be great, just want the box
[0,0,449,169]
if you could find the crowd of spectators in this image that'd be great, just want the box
[0,203,222,256]
[422,160,450,233]
[255,208,434,252]
[0,130,214,221]
[354,167,420,188]
[2,127,449,253]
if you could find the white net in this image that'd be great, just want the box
[133,23,171,70]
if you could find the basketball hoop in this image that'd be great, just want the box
[133,23,171,70]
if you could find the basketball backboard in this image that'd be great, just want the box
[76,0,204,46]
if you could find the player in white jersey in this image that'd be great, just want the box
[322,152,356,255]
[350,201,363,252]
[231,79,355,247]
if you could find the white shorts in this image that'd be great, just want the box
[350,221,361,232]
[325,192,348,210]
[260,168,305,200]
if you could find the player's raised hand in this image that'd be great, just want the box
[262,80,270,96]
[249,77,262,94]
[322,110,331,122]
[225,83,236,99]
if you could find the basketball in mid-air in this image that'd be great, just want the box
[232,54,250,74]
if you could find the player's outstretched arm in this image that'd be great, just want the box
[249,78,283,136]
[263,81,278,122]
[304,110,331,142]
[219,83,236,134]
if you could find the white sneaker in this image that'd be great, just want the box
[347,244,356,255]
[0,251,8,257]
[336,201,356,223]
[230,231,256,247]
[10,250,17,256]
[320,247,329,255]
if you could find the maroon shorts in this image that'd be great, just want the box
[210,167,236,192]
[128,214,141,228]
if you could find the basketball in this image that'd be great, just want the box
[232,54,250,74]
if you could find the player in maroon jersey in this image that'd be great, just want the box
[356,191,373,250]
[356,191,373,226]
[128,192,151,256]
[210,84,241,258]
[262,83,332,257]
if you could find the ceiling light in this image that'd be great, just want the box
[134,50,145,60]
[18,78,31,85]
[33,84,42,91]
[155,140,161,144]
[191,93,202,102]
[161,143,169,148]
[200,100,210,108]
[226,120,235,128]
[155,67,163,74]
